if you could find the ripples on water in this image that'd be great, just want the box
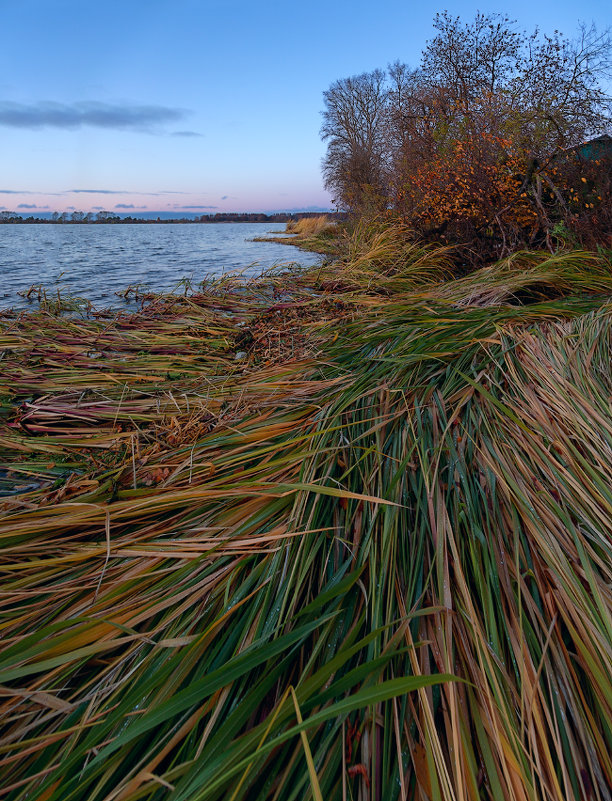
[0,223,321,309]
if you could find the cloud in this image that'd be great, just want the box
[67,206,75,210]
[70,189,190,197]
[274,205,334,214]
[221,195,229,200]
[17,203,48,209]
[0,189,64,196]
[92,206,104,210]
[70,188,128,195]
[0,101,187,132]
[178,205,218,210]
[171,130,203,138]
[115,203,136,209]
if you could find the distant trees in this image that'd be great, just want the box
[96,211,120,222]
[321,13,612,251]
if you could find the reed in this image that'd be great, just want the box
[254,217,342,257]
[284,215,332,238]
[0,240,611,800]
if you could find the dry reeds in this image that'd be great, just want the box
[284,215,332,238]
[1,239,611,800]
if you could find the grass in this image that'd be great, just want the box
[0,232,611,800]
[253,216,343,257]
[284,216,333,238]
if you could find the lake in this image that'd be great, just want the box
[0,223,321,310]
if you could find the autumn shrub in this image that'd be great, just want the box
[393,131,612,258]
[558,154,612,248]
[321,12,612,257]
[396,133,539,254]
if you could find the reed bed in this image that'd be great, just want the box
[254,217,342,257]
[0,243,611,800]
[284,216,333,238]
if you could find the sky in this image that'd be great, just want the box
[0,0,610,215]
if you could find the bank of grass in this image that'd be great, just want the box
[253,215,344,256]
[1,236,611,800]
[285,215,332,237]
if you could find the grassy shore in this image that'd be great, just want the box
[253,215,345,257]
[1,235,611,800]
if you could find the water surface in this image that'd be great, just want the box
[0,223,320,309]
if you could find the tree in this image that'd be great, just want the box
[321,13,612,251]
[321,69,388,211]
[96,210,119,222]
[421,12,523,107]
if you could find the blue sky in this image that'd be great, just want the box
[1,0,610,214]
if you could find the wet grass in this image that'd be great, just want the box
[1,241,611,800]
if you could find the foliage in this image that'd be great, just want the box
[321,12,612,252]
[397,133,539,244]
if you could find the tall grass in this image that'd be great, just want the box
[1,238,611,799]
[284,215,333,238]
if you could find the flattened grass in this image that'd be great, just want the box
[1,243,611,800]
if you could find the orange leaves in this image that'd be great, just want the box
[397,132,539,236]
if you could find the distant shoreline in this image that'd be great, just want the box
[0,212,347,225]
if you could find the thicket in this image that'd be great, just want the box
[321,13,612,256]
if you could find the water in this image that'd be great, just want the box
[0,223,321,309]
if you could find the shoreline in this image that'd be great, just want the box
[0,212,346,225]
